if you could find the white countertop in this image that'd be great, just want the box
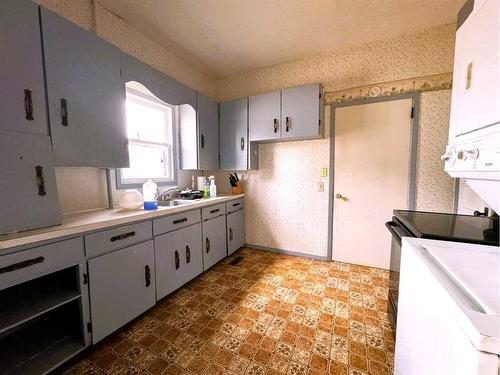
[0,194,245,252]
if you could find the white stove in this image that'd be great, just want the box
[395,238,500,375]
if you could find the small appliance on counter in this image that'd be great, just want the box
[385,209,498,323]
[179,189,204,200]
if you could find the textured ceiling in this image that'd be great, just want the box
[97,0,462,79]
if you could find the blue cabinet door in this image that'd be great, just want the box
[281,84,323,140]
[0,130,61,235]
[41,8,128,168]
[198,93,219,170]
[220,98,248,170]
[0,0,48,135]
[249,91,281,141]
[88,241,156,343]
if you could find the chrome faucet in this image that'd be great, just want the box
[157,187,180,201]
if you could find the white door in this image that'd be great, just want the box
[332,98,414,269]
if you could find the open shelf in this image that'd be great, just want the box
[0,267,81,335]
[0,300,85,375]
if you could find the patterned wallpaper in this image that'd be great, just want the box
[214,24,457,259]
[215,24,456,101]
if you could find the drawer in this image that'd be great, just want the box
[0,237,84,289]
[226,198,244,213]
[202,203,226,221]
[153,209,201,236]
[85,221,153,258]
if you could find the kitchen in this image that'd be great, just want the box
[0,0,498,374]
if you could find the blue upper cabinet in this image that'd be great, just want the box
[40,8,129,168]
[0,0,48,136]
[249,90,281,142]
[281,84,323,140]
[197,93,219,170]
[220,98,249,170]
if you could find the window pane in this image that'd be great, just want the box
[126,95,172,143]
[121,143,170,180]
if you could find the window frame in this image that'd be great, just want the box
[116,87,178,190]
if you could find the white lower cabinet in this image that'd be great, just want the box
[227,209,245,255]
[154,223,203,300]
[88,240,155,344]
[202,215,227,270]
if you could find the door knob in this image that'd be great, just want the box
[335,193,344,199]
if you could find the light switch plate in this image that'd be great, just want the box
[317,182,324,191]
[320,168,328,177]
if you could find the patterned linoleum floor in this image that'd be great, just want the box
[65,248,395,375]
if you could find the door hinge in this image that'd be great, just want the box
[87,322,92,332]
[83,273,88,284]
[410,106,414,118]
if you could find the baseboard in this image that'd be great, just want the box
[244,244,328,261]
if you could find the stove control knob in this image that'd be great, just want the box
[457,150,466,161]
[441,151,453,162]
[465,148,479,160]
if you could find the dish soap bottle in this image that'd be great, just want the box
[203,178,209,198]
[209,175,217,198]
[142,179,158,210]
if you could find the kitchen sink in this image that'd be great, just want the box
[158,199,197,207]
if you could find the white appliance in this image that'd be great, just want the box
[442,0,500,212]
[395,238,500,375]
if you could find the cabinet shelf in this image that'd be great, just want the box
[0,300,85,375]
[0,267,80,335]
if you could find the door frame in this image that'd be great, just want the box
[326,93,420,260]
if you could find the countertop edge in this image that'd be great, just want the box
[0,194,245,253]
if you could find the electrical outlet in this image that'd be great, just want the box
[320,167,328,177]
[317,182,324,191]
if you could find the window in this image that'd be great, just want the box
[117,84,176,188]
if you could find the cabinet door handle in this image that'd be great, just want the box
[175,250,180,269]
[232,202,240,207]
[206,237,210,253]
[240,137,245,151]
[144,265,151,287]
[173,217,188,225]
[110,231,136,242]
[0,256,44,275]
[186,245,191,263]
[210,208,220,214]
[273,118,279,133]
[200,134,205,149]
[60,98,68,126]
[24,89,34,121]
[229,228,233,241]
[35,165,46,196]
[285,116,290,132]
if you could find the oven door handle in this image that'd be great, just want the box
[385,221,408,245]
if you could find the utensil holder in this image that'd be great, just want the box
[232,182,242,194]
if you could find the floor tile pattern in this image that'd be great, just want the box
[65,248,395,375]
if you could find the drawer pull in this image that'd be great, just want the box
[232,202,240,207]
[144,265,151,287]
[206,237,210,253]
[110,231,136,242]
[60,98,68,126]
[175,250,180,270]
[35,166,46,196]
[210,208,220,214]
[229,228,233,241]
[0,256,44,275]
[186,246,191,263]
[173,217,188,225]
[24,89,33,121]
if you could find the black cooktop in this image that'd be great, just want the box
[394,210,499,246]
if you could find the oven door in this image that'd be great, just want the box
[385,219,413,323]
